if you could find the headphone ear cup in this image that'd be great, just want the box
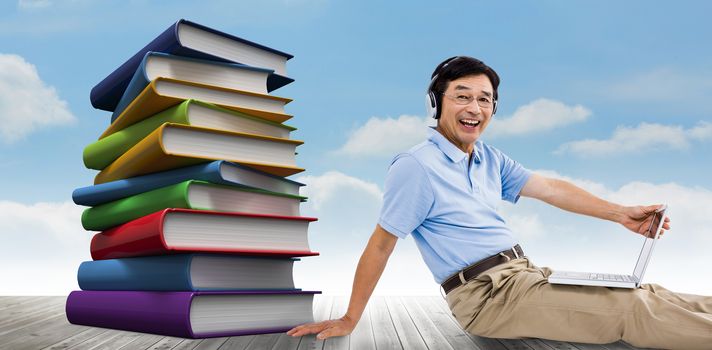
[426,91,438,119]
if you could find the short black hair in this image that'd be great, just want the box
[430,56,500,118]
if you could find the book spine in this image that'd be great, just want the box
[90,210,168,260]
[110,54,152,122]
[81,181,191,231]
[89,22,181,112]
[77,255,194,290]
[83,102,190,170]
[95,124,169,184]
[72,161,220,206]
[66,290,194,337]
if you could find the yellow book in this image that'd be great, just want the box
[94,123,304,184]
[100,77,293,139]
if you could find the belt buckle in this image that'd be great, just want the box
[511,247,520,259]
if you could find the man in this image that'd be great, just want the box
[287,56,712,349]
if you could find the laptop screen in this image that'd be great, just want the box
[632,206,667,279]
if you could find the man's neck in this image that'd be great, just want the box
[434,126,475,154]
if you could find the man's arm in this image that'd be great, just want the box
[520,173,670,236]
[287,224,398,339]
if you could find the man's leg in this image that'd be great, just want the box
[446,258,712,350]
[641,283,712,314]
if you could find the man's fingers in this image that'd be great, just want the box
[316,326,341,340]
[288,322,330,337]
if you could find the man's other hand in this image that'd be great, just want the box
[287,315,356,339]
[619,204,671,238]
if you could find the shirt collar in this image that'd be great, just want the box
[427,127,481,164]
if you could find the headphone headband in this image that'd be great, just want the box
[425,56,498,119]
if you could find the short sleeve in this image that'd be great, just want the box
[378,154,434,239]
[498,151,532,203]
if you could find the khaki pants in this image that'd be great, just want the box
[445,258,712,350]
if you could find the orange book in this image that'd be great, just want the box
[100,77,293,139]
[94,123,304,184]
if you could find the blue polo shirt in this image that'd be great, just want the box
[378,127,532,284]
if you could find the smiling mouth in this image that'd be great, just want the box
[459,119,481,128]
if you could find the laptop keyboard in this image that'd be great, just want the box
[589,273,634,282]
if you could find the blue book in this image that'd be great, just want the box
[111,52,275,122]
[72,160,304,206]
[90,18,294,112]
[78,254,299,292]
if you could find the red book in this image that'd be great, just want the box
[91,208,318,260]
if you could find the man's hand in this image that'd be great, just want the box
[286,315,356,339]
[619,204,671,238]
[287,225,397,340]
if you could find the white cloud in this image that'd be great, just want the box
[334,115,435,157]
[297,171,383,211]
[0,200,89,295]
[606,68,712,101]
[504,213,546,239]
[488,98,591,138]
[556,122,710,157]
[0,54,76,143]
[17,0,52,9]
[689,121,712,141]
[335,99,591,157]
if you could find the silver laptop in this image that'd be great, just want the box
[548,205,667,288]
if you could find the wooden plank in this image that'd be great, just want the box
[427,296,509,350]
[530,339,606,350]
[523,338,560,350]
[170,338,205,350]
[349,298,375,350]
[384,296,428,350]
[217,335,256,350]
[0,313,90,350]
[144,336,184,350]
[416,297,481,349]
[296,294,333,350]
[86,330,144,350]
[171,337,229,350]
[368,297,402,350]
[602,342,646,350]
[0,296,45,310]
[39,327,110,350]
[270,333,300,350]
[322,296,349,350]
[400,296,454,350]
[62,331,127,350]
[0,296,64,319]
[115,334,164,349]
[244,333,280,350]
[192,338,230,350]
[572,342,619,350]
[0,298,65,330]
[499,338,534,350]
[0,304,66,337]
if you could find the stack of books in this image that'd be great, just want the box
[66,19,320,338]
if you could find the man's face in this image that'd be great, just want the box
[436,74,495,153]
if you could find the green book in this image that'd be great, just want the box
[81,180,307,231]
[83,99,296,170]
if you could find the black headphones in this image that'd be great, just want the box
[425,56,498,119]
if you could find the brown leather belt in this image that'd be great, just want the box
[441,244,525,295]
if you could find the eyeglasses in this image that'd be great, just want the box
[442,93,495,109]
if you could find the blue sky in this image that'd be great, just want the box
[1,0,711,295]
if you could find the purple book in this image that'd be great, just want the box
[66,290,319,338]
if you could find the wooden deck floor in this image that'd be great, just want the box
[0,296,648,350]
